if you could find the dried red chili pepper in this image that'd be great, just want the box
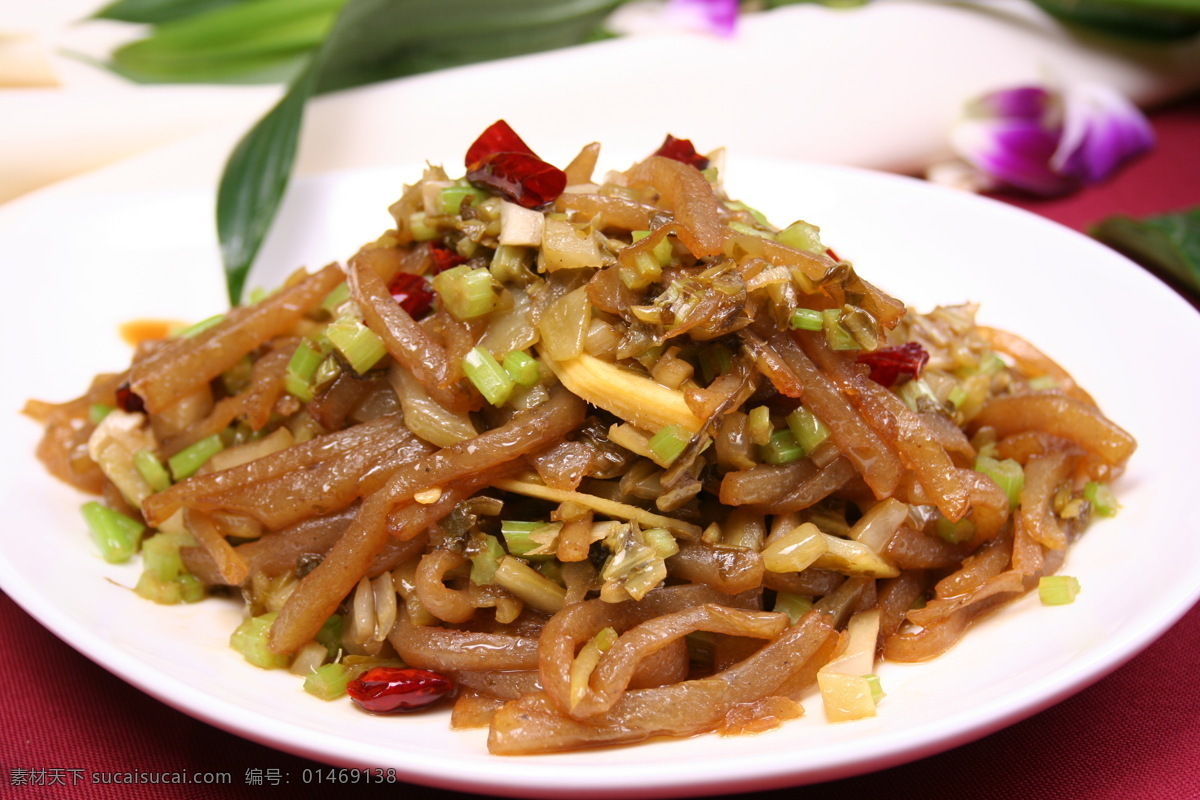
[387,272,435,319]
[465,119,536,166]
[115,382,145,414]
[653,134,710,170]
[428,240,467,273]
[857,342,930,387]
[347,667,455,714]
[467,151,566,209]
[464,120,566,208]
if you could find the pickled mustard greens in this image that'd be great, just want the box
[24,122,1136,754]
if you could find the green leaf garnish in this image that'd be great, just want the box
[1091,206,1200,300]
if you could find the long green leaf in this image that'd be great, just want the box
[216,0,625,304]
[1091,207,1200,299]
[93,0,244,24]
[216,63,317,305]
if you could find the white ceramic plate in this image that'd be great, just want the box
[2,146,1198,799]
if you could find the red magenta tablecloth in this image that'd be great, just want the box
[3,94,1197,800]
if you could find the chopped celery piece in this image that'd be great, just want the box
[438,184,487,215]
[320,281,351,315]
[761,429,804,465]
[434,265,498,320]
[500,520,553,559]
[88,403,114,425]
[304,662,351,700]
[947,384,969,409]
[648,424,690,467]
[786,406,829,455]
[823,309,859,351]
[746,405,772,445]
[643,527,679,559]
[1027,375,1060,391]
[140,530,186,581]
[978,352,1006,375]
[865,674,885,703]
[315,614,344,660]
[285,339,324,401]
[168,433,224,481]
[773,592,814,625]
[620,250,662,290]
[230,612,291,669]
[493,555,566,614]
[81,502,144,564]
[1084,481,1120,517]
[935,516,976,544]
[326,315,387,375]
[1038,575,1081,605]
[132,448,172,493]
[728,220,772,239]
[502,350,540,387]
[975,455,1024,508]
[897,377,940,413]
[463,346,514,406]
[469,533,505,585]
[777,220,825,254]
[408,212,438,241]
[630,230,673,265]
[789,308,824,331]
[490,244,531,283]
[174,574,205,603]
[175,314,225,339]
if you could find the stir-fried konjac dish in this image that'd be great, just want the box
[25,122,1136,754]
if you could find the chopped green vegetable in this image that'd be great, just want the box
[167,433,224,480]
[631,230,673,265]
[1038,575,1082,605]
[642,527,679,559]
[761,429,804,464]
[789,307,824,331]
[133,448,172,493]
[1084,481,1121,517]
[434,265,498,320]
[493,555,565,614]
[777,220,825,254]
[88,403,114,425]
[81,502,145,564]
[438,184,487,215]
[935,516,976,544]
[285,338,324,400]
[320,281,350,315]
[865,673,885,703]
[469,533,505,586]
[975,455,1024,508]
[304,662,351,700]
[773,592,814,625]
[648,424,690,467]
[786,406,829,455]
[314,613,344,659]
[463,346,514,406]
[500,520,554,560]
[502,350,540,387]
[823,309,859,351]
[230,611,292,669]
[175,314,225,338]
[325,314,387,374]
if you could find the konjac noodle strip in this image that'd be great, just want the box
[26,124,1136,755]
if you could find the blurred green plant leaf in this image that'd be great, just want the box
[1091,207,1200,298]
[93,0,246,24]
[215,0,623,304]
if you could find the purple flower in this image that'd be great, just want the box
[665,0,740,37]
[948,83,1154,196]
